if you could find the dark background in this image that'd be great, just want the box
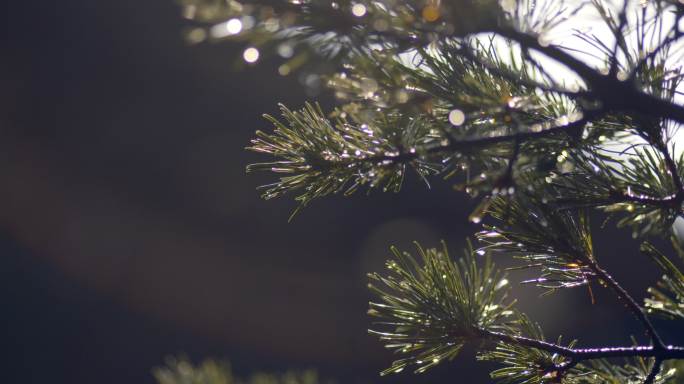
[1,1,679,383]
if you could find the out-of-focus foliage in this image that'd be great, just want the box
[154,356,322,384]
[179,0,505,67]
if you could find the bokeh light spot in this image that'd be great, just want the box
[351,3,367,17]
[422,5,440,22]
[243,47,259,63]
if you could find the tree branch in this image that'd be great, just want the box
[489,27,684,126]
[315,113,596,171]
[607,190,681,209]
[478,328,684,361]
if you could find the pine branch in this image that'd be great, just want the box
[491,27,684,126]
[479,329,684,361]
[366,240,684,382]
[248,101,593,215]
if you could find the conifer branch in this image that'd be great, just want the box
[479,328,684,361]
[248,103,594,214]
[490,27,684,126]
[606,190,680,209]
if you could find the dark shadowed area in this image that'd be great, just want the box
[1,1,679,383]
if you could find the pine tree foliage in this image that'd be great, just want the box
[183,0,684,382]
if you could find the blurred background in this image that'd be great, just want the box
[1,1,680,383]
